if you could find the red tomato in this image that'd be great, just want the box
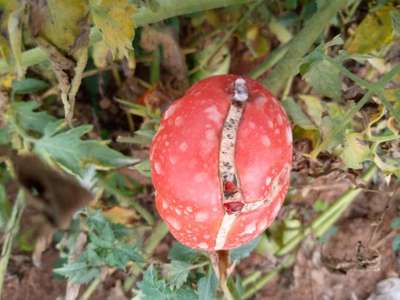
[150,74,292,250]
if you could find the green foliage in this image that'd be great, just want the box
[390,218,400,229]
[10,101,56,134]
[6,101,137,176]
[303,59,341,100]
[392,235,400,253]
[230,236,260,261]
[197,268,218,300]
[12,78,49,94]
[137,265,198,300]
[54,211,143,283]
[168,242,200,263]
[34,123,136,175]
[0,185,10,230]
[165,260,192,289]
[391,10,400,36]
[340,132,371,169]
[313,199,329,212]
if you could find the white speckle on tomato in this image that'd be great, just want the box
[242,222,256,235]
[167,217,181,230]
[274,129,280,135]
[261,135,271,147]
[203,234,210,239]
[186,206,193,213]
[162,201,168,210]
[286,127,292,144]
[257,219,268,231]
[277,114,283,125]
[164,141,170,147]
[272,204,281,218]
[255,96,266,109]
[175,116,183,126]
[164,103,178,119]
[179,142,188,152]
[212,207,218,212]
[265,177,272,185]
[175,208,182,215]
[205,129,217,141]
[200,140,214,155]
[169,156,177,165]
[194,172,207,183]
[154,162,162,174]
[195,211,208,222]
[198,242,208,249]
[204,105,223,123]
[268,120,274,128]
[249,122,256,129]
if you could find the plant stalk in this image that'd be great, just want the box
[0,190,26,300]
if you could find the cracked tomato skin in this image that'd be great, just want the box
[150,74,292,251]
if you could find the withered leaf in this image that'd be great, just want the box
[8,150,92,229]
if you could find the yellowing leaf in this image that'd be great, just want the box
[0,73,15,89]
[103,206,138,225]
[92,39,110,68]
[345,6,395,54]
[340,132,371,169]
[39,0,89,54]
[90,0,136,61]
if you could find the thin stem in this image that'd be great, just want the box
[263,0,348,95]
[0,190,26,299]
[143,221,169,256]
[79,270,105,300]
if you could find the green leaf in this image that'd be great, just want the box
[137,265,197,300]
[198,268,217,300]
[54,261,100,284]
[137,265,171,299]
[34,123,137,175]
[168,242,199,263]
[230,236,260,261]
[313,199,329,212]
[299,95,323,127]
[391,218,400,229]
[340,132,371,169]
[134,159,151,178]
[303,59,341,100]
[0,127,9,144]
[166,260,192,290]
[282,97,315,130]
[12,78,49,94]
[318,102,351,152]
[0,185,11,229]
[392,235,400,252]
[391,10,400,37]
[11,101,56,134]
